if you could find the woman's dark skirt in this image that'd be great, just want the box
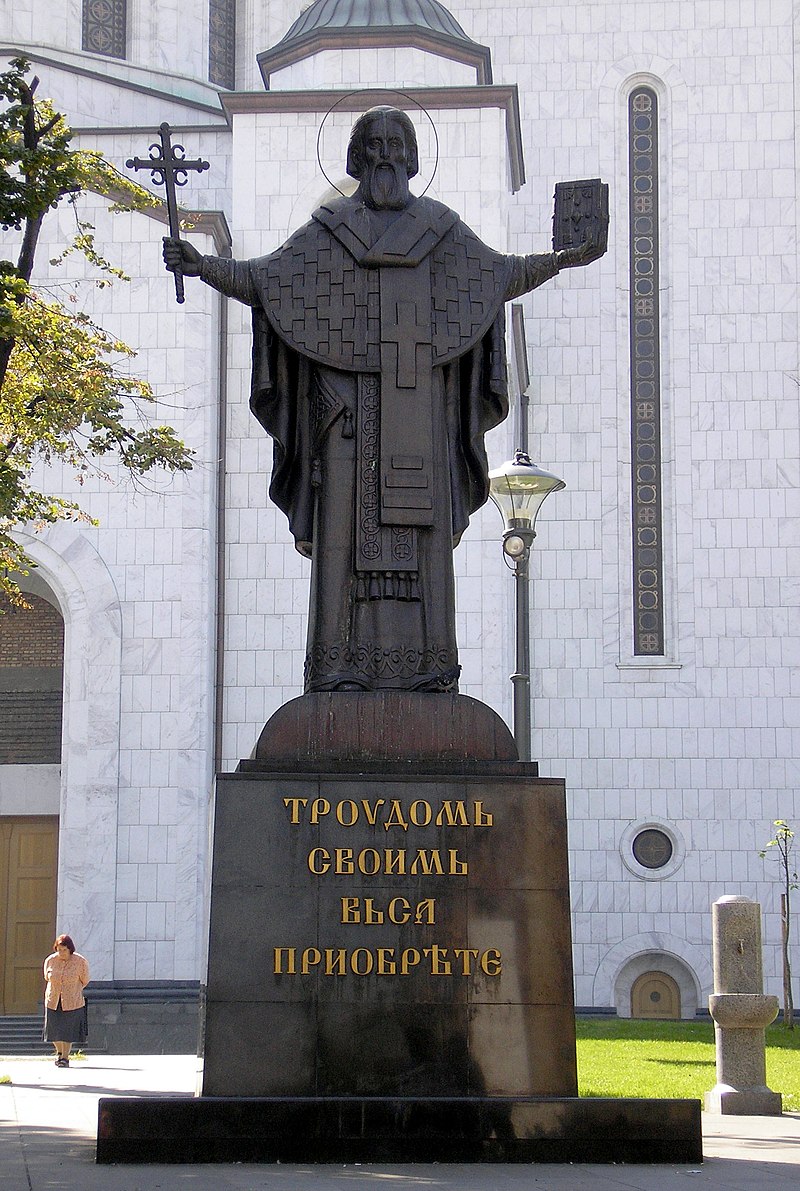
[43,1003,88,1045]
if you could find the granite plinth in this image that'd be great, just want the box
[202,766,576,1101]
[96,1094,703,1164]
[95,753,703,1165]
[705,1084,783,1116]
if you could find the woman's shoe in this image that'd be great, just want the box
[55,1057,69,1067]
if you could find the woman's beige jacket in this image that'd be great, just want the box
[43,952,89,1011]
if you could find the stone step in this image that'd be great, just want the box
[0,1015,48,1054]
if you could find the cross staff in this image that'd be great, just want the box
[126,123,209,304]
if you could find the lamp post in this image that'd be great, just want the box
[488,450,565,760]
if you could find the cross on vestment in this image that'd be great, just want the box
[126,123,209,304]
[378,264,435,528]
[382,298,432,389]
[313,287,358,350]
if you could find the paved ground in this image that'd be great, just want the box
[2,1054,800,1190]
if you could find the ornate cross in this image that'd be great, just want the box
[381,298,431,389]
[126,123,209,304]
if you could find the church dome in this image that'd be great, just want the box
[258,0,492,87]
[280,0,474,44]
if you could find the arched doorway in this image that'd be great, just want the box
[631,970,681,1019]
[0,586,63,1014]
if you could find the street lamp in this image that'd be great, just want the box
[488,450,565,761]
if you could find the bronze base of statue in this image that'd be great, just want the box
[250,691,519,765]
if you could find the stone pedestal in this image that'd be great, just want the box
[202,763,577,1100]
[705,895,782,1116]
[97,693,702,1162]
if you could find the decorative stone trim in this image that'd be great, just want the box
[11,528,122,982]
[593,932,712,1013]
[257,28,493,89]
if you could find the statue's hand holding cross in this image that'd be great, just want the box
[126,122,209,301]
[163,237,203,278]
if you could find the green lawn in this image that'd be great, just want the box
[576,1017,800,1111]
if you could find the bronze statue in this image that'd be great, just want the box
[164,107,606,693]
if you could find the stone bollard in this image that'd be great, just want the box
[705,895,782,1115]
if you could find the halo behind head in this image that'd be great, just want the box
[317,89,439,199]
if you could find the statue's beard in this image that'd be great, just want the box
[362,163,410,211]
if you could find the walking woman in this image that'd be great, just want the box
[43,934,89,1067]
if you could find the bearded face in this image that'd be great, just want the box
[358,116,412,211]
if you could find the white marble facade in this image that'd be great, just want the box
[2,0,798,1018]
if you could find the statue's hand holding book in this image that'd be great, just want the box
[552,177,609,268]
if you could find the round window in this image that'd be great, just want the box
[621,820,684,880]
[632,828,673,870]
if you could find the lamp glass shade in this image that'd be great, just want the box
[488,451,566,535]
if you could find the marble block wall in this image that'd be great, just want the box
[3,189,224,986]
[452,0,800,1007]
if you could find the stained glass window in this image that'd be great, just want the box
[632,828,673,870]
[82,0,126,59]
[629,87,664,656]
[209,0,237,89]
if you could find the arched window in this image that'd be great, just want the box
[629,86,664,656]
[209,0,237,88]
[0,592,64,764]
[82,0,127,59]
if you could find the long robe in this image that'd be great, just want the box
[200,194,557,692]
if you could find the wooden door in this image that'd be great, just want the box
[0,817,59,1014]
[630,970,681,1020]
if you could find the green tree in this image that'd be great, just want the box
[760,820,798,1029]
[0,57,192,602]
